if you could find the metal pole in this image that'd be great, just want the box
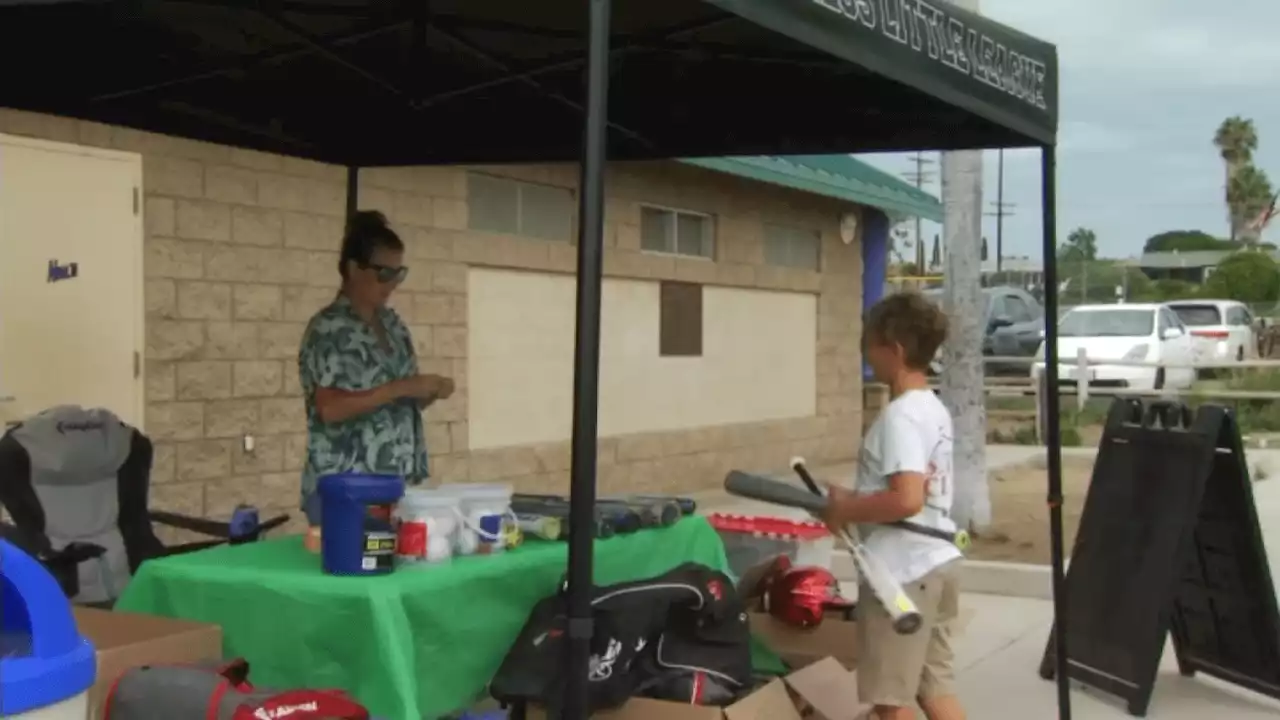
[1040,145,1072,720]
[996,149,1005,273]
[562,0,612,717]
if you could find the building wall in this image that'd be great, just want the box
[468,269,818,449]
[0,108,864,532]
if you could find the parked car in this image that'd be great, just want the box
[1031,303,1196,391]
[1165,299,1257,367]
[924,286,1044,374]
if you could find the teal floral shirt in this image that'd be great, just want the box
[298,295,429,506]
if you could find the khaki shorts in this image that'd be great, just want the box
[856,560,962,707]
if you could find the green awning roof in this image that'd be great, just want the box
[679,154,943,222]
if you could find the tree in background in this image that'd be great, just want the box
[1202,251,1280,303]
[1214,116,1273,242]
[1142,229,1273,253]
[1058,227,1098,262]
[1143,230,1237,253]
[1228,164,1275,243]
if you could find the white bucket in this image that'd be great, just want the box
[11,692,89,720]
[395,489,461,565]
[437,483,516,555]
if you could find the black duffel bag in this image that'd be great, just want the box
[491,562,752,715]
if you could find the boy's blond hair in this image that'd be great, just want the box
[864,292,949,371]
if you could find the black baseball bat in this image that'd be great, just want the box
[790,457,967,547]
[512,495,641,534]
[518,493,664,529]
[509,498,622,537]
[723,470,830,514]
[631,495,698,516]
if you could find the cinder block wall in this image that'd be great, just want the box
[0,109,864,534]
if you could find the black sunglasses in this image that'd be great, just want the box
[360,262,409,284]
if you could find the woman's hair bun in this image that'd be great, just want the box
[346,209,390,235]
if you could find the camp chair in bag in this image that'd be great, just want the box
[0,405,289,606]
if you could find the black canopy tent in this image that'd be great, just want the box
[0,0,1069,716]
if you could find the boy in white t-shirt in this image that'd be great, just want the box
[820,292,966,720]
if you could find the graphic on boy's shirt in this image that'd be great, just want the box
[924,433,953,514]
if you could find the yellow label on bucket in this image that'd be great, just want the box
[895,595,913,613]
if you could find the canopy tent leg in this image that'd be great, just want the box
[1040,144,1071,719]
[563,0,613,717]
[345,166,359,219]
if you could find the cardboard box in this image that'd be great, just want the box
[74,608,223,718]
[748,611,857,670]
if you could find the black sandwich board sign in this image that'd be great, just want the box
[1039,398,1280,716]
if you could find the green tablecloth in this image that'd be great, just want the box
[116,517,731,720]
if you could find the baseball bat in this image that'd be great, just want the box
[630,495,698,516]
[515,513,564,541]
[509,499,619,538]
[790,457,970,550]
[723,471,829,513]
[602,497,680,527]
[723,470,923,635]
[513,494,646,532]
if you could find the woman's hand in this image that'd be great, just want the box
[396,374,455,400]
[433,375,456,399]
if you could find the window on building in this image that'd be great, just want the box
[467,172,574,241]
[763,224,822,271]
[640,206,715,259]
[659,281,703,357]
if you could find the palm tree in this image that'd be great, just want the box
[1228,165,1275,241]
[1215,116,1259,239]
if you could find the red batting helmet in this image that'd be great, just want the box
[764,565,853,628]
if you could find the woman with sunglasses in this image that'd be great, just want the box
[297,210,454,545]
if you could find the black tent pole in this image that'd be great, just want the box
[345,167,359,219]
[562,0,612,717]
[1039,144,1071,719]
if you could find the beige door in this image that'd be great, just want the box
[0,134,144,429]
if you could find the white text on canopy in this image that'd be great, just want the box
[813,0,1049,111]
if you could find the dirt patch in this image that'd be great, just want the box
[968,454,1096,564]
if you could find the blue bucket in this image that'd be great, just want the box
[317,473,405,576]
[0,539,96,716]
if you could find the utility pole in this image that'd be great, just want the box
[902,152,937,272]
[939,0,988,542]
[983,149,1016,274]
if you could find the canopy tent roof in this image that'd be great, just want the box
[0,0,1057,166]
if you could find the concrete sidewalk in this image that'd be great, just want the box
[954,593,1280,718]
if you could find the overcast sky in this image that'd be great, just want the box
[857,0,1280,263]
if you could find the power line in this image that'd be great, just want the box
[901,152,937,269]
